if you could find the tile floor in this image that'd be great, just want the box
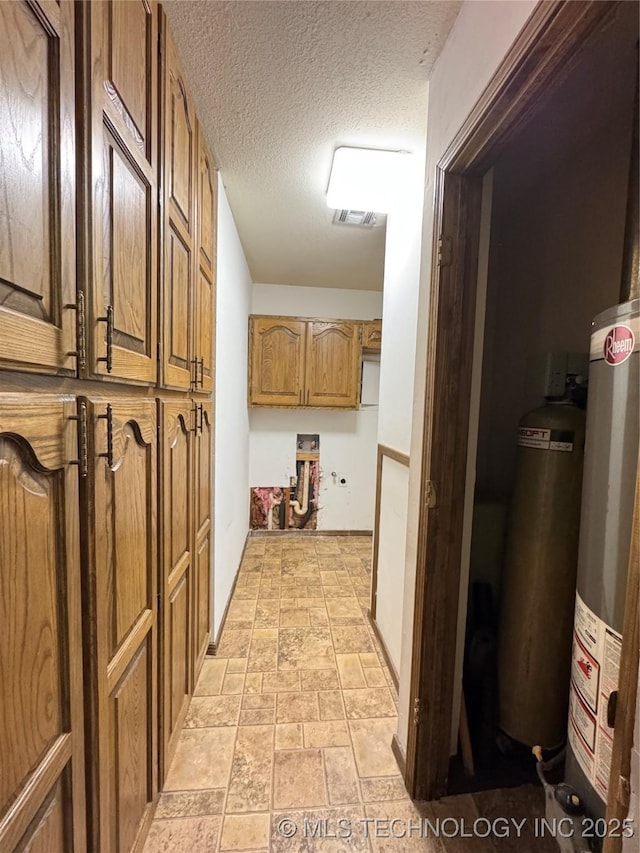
[144,534,552,853]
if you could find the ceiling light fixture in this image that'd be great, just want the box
[326,147,411,213]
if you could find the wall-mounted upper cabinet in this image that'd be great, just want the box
[159,18,216,394]
[305,321,360,407]
[248,315,369,409]
[160,17,195,391]
[194,125,216,394]
[362,320,382,352]
[0,1,77,376]
[87,0,159,384]
[249,317,307,406]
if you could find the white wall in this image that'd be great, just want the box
[396,0,539,756]
[249,283,383,531]
[372,139,426,678]
[375,456,411,675]
[214,175,252,639]
[252,283,382,320]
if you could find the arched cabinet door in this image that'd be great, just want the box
[249,318,306,406]
[159,400,193,783]
[0,399,86,852]
[82,397,157,852]
[0,1,77,375]
[305,321,360,408]
[195,122,216,394]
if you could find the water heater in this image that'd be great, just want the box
[565,298,639,824]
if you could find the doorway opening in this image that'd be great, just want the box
[451,6,637,795]
[406,1,639,826]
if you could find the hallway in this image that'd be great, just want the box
[143,534,551,853]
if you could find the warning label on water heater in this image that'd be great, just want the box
[568,593,622,802]
[517,427,574,452]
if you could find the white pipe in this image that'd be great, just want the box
[291,461,310,515]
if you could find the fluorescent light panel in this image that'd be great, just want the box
[326,147,410,213]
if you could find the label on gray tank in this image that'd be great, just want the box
[517,427,574,452]
[568,593,622,802]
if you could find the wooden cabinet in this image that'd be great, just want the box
[160,20,216,393]
[160,19,195,390]
[306,321,360,408]
[159,400,193,781]
[249,315,364,408]
[195,125,217,394]
[249,318,307,406]
[0,1,77,376]
[0,5,215,852]
[82,398,158,851]
[362,320,382,351]
[192,400,213,679]
[88,1,159,384]
[0,399,86,852]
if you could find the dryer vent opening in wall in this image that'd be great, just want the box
[333,209,378,227]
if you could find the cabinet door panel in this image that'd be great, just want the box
[195,127,216,393]
[159,401,193,782]
[161,21,195,391]
[0,400,85,852]
[306,321,360,408]
[109,640,153,853]
[249,318,306,406]
[86,397,157,851]
[192,401,212,680]
[90,1,158,383]
[0,1,76,374]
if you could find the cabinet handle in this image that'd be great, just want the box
[189,403,199,433]
[97,305,114,373]
[97,404,114,467]
[190,357,204,389]
[198,403,204,433]
[68,400,88,477]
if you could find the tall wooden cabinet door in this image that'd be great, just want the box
[160,17,196,391]
[192,400,213,682]
[88,2,158,384]
[305,321,360,408]
[84,398,157,852]
[194,124,216,393]
[159,400,193,784]
[249,317,306,406]
[0,399,86,852]
[0,2,77,376]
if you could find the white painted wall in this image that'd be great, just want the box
[249,283,383,531]
[375,456,411,676]
[396,0,539,756]
[249,408,379,530]
[372,139,427,679]
[252,283,382,320]
[214,175,252,639]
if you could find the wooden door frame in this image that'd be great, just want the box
[406,0,629,801]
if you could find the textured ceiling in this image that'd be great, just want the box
[163,1,461,290]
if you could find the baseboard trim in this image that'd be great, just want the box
[248,529,373,537]
[391,733,408,778]
[367,610,399,693]
[212,533,250,653]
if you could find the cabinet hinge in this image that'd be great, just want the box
[425,479,437,508]
[65,289,86,372]
[69,400,89,478]
[437,235,453,268]
[412,697,421,726]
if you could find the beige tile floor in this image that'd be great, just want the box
[144,535,551,853]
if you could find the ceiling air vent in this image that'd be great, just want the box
[333,209,377,228]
